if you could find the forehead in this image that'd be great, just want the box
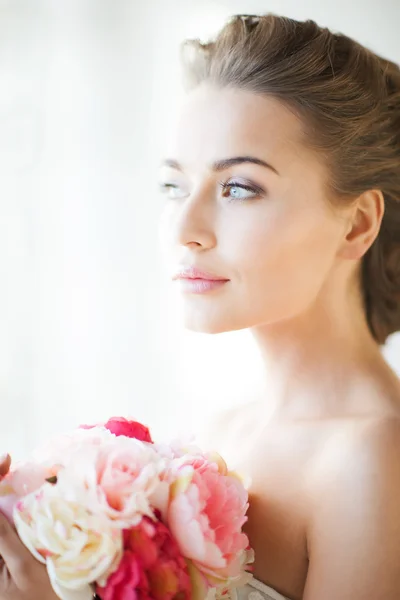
[168,84,310,170]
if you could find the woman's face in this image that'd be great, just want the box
[159,85,351,334]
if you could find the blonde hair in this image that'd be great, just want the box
[181,14,400,344]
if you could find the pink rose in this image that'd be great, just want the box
[166,457,250,588]
[96,515,191,600]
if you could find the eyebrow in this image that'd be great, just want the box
[161,156,279,175]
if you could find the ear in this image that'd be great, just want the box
[338,190,385,260]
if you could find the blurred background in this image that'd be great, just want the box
[1,0,399,458]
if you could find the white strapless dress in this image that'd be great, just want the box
[234,578,290,600]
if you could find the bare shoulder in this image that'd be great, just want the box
[310,414,400,499]
[360,414,400,452]
[303,415,400,598]
[310,361,400,493]
[353,415,400,486]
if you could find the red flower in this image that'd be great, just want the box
[96,515,191,600]
[80,417,153,443]
[96,551,140,600]
[104,418,152,443]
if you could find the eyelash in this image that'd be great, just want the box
[158,180,265,200]
[218,180,265,200]
[159,183,177,192]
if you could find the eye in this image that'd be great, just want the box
[220,180,264,201]
[159,183,188,200]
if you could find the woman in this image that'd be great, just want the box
[1,13,400,600]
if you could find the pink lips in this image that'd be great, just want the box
[172,266,229,294]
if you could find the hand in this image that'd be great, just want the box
[0,454,58,600]
[0,512,59,600]
[0,455,11,480]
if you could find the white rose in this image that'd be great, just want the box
[14,483,122,597]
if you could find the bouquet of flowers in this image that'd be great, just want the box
[0,417,253,600]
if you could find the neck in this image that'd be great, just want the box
[251,290,384,419]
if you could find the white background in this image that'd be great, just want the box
[0,0,399,459]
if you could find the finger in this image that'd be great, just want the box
[0,455,11,479]
[0,511,33,586]
[0,559,13,595]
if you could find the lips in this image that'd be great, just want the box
[172,266,229,294]
[172,266,229,282]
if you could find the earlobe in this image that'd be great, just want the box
[338,190,384,261]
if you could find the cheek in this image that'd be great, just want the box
[158,208,171,246]
[225,204,342,310]
[158,207,176,265]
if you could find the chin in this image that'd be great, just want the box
[182,311,251,335]
[184,321,229,334]
[180,300,306,334]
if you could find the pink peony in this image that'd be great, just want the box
[0,461,55,522]
[96,514,191,600]
[166,456,250,589]
[57,436,164,528]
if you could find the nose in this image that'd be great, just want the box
[173,187,217,252]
